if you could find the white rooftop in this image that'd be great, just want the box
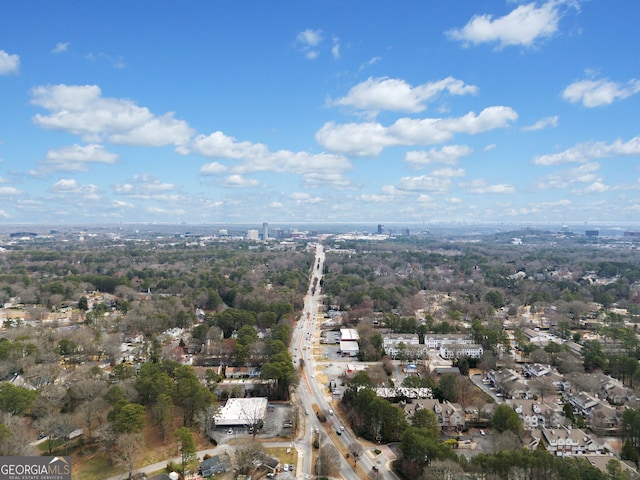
[215,397,268,426]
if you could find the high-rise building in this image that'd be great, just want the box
[262,222,269,240]
[377,224,384,234]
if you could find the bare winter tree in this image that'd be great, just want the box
[77,397,109,440]
[235,441,264,475]
[420,459,464,480]
[195,404,219,441]
[492,430,522,453]
[317,443,340,477]
[529,376,557,402]
[32,383,67,419]
[0,413,35,456]
[114,433,144,480]
[241,404,266,439]
[35,414,65,456]
[349,441,364,465]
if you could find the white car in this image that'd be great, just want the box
[282,464,289,472]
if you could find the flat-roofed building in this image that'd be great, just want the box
[339,328,359,357]
[214,397,268,427]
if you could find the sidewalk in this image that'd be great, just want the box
[105,444,234,480]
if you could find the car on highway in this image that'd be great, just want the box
[336,430,341,435]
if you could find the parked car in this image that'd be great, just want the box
[283,464,289,472]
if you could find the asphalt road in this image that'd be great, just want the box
[292,244,399,480]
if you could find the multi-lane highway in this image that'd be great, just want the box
[292,244,396,480]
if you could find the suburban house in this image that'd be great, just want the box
[600,378,634,406]
[489,369,530,399]
[564,391,600,418]
[381,333,428,359]
[510,399,565,430]
[199,454,232,477]
[423,334,472,350]
[439,343,483,359]
[402,399,465,431]
[375,387,433,399]
[224,366,261,379]
[540,427,607,456]
[587,402,620,432]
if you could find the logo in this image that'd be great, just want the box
[0,456,71,480]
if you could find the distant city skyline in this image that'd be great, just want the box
[1,2,639,225]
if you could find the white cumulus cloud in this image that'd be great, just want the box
[562,77,640,107]
[405,145,473,166]
[297,29,323,46]
[50,179,100,199]
[431,167,466,178]
[296,29,323,59]
[0,186,22,196]
[522,115,558,131]
[200,162,228,175]
[223,175,260,188]
[317,106,517,157]
[114,174,181,199]
[535,162,601,189]
[533,134,640,165]
[31,84,194,148]
[0,50,20,75]
[447,1,574,48]
[461,179,516,194]
[191,131,351,179]
[44,144,118,171]
[331,76,478,114]
[51,42,70,54]
[395,175,452,194]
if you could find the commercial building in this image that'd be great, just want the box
[214,397,268,427]
[339,328,359,357]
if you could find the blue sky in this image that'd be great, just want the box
[1,1,639,226]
